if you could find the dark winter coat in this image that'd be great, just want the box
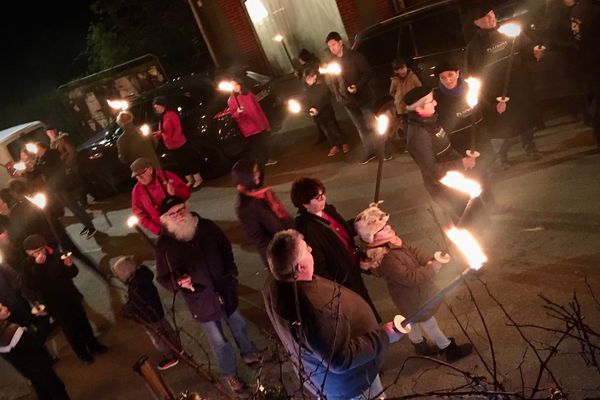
[406,113,470,220]
[294,205,379,320]
[21,252,83,321]
[465,28,537,138]
[31,149,71,191]
[0,265,32,326]
[116,123,160,168]
[368,243,441,322]
[571,0,600,77]
[263,276,389,400]
[304,80,336,123]
[155,214,239,323]
[329,48,373,107]
[123,265,165,324]
[434,79,483,155]
[235,194,293,266]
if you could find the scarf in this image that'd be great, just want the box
[438,78,466,97]
[238,186,290,220]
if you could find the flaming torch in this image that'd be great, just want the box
[440,170,483,226]
[107,99,130,111]
[217,80,241,109]
[127,215,155,248]
[25,142,39,155]
[273,34,294,70]
[496,22,522,104]
[25,193,71,259]
[287,98,303,114]
[397,225,487,330]
[140,124,151,137]
[464,76,482,158]
[373,114,390,202]
[318,62,342,76]
[13,162,26,172]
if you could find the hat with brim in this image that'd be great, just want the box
[354,203,390,244]
[23,234,47,251]
[130,157,153,178]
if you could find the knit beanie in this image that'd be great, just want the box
[470,1,494,21]
[111,256,138,283]
[354,203,390,244]
[404,86,434,111]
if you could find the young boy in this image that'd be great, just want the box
[303,68,350,157]
[111,256,181,370]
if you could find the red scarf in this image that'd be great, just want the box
[238,186,290,220]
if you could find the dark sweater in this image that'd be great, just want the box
[304,80,336,123]
[123,265,165,324]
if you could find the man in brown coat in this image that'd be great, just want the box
[389,57,422,141]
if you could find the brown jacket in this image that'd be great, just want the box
[365,242,441,322]
[50,133,77,168]
[389,70,422,115]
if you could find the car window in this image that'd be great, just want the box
[7,127,48,161]
[355,27,402,68]
[411,8,465,57]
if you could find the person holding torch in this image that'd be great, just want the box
[403,86,479,223]
[465,2,544,167]
[354,203,472,362]
[116,110,160,168]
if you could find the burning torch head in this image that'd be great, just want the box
[376,114,390,136]
[439,171,482,199]
[498,22,522,38]
[25,143,39,155]
[445,227,487,270]
[465,77,482,108]
[107,99,130,111]
[287,99,302,114]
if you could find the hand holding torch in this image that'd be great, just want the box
[217,80,242,110]
[496,22,522,104]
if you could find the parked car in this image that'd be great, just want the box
[77,71,284,200]
[0,121,47,187]
[352,0,578,111]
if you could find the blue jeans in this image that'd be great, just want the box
[198,309,256,376]
[347,374,385,400]
[490,128,537,162]
[345,105,376,157]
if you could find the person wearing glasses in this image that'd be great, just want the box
[155,196,272,395]
[130,157,191,235]
[290,177,380,321]
[403,86,478,223]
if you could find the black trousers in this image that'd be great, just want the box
[3,337,70,399]
[315,117,345,147]
[54,301,99,360]
[245,131,270,165]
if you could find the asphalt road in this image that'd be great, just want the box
[2,81,600,399]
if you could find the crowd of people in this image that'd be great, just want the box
[1,0,598,399]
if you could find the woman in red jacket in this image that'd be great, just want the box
[152,96,203,188]
[227,78,277,166]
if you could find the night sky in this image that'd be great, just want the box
[0,2,92,107]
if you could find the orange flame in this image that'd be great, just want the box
[440,171,482,199]
[445,227,487,270]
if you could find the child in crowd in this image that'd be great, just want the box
[303,68,350,157]
[354,203,472,363]
[111,256,181,370]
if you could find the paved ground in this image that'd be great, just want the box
[2,78,600,399]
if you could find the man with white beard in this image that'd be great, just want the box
[155,196,270,394]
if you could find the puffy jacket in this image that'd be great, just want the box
[157,110,187,149]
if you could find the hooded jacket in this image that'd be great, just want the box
[390,70,422,115]
[227,91,271,137]
[157,110,187,150]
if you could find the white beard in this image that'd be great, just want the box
[164,213,198,242]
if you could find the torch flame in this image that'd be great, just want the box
[25,143,39,155]
[107,99,129,110]
[319,62,342,76]
[127,215,139,228]
[13,162,26,171]
[140,124,151,137]
[445,227,487,270]
[440,171,482,199]
[287,99,302,114]
[273,34,284,42]
[25,193,47,210]
[217,81,234,92]
[498,22,522,38]
[376,114,390,136]
[465,77,482,108]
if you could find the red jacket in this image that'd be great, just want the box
[227,92,271,137]
[157,110,187,149]
[131,170,191,234]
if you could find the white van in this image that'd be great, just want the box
[0,121,47,187]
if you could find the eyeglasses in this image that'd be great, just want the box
[312,191,325,201]
[165,205,186,218]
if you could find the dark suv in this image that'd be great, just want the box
[353,0,577,107]
[77,72,283,200]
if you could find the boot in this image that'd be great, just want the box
[192,173,203,189]
[440,338,473,363]
[412,340,439,356]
